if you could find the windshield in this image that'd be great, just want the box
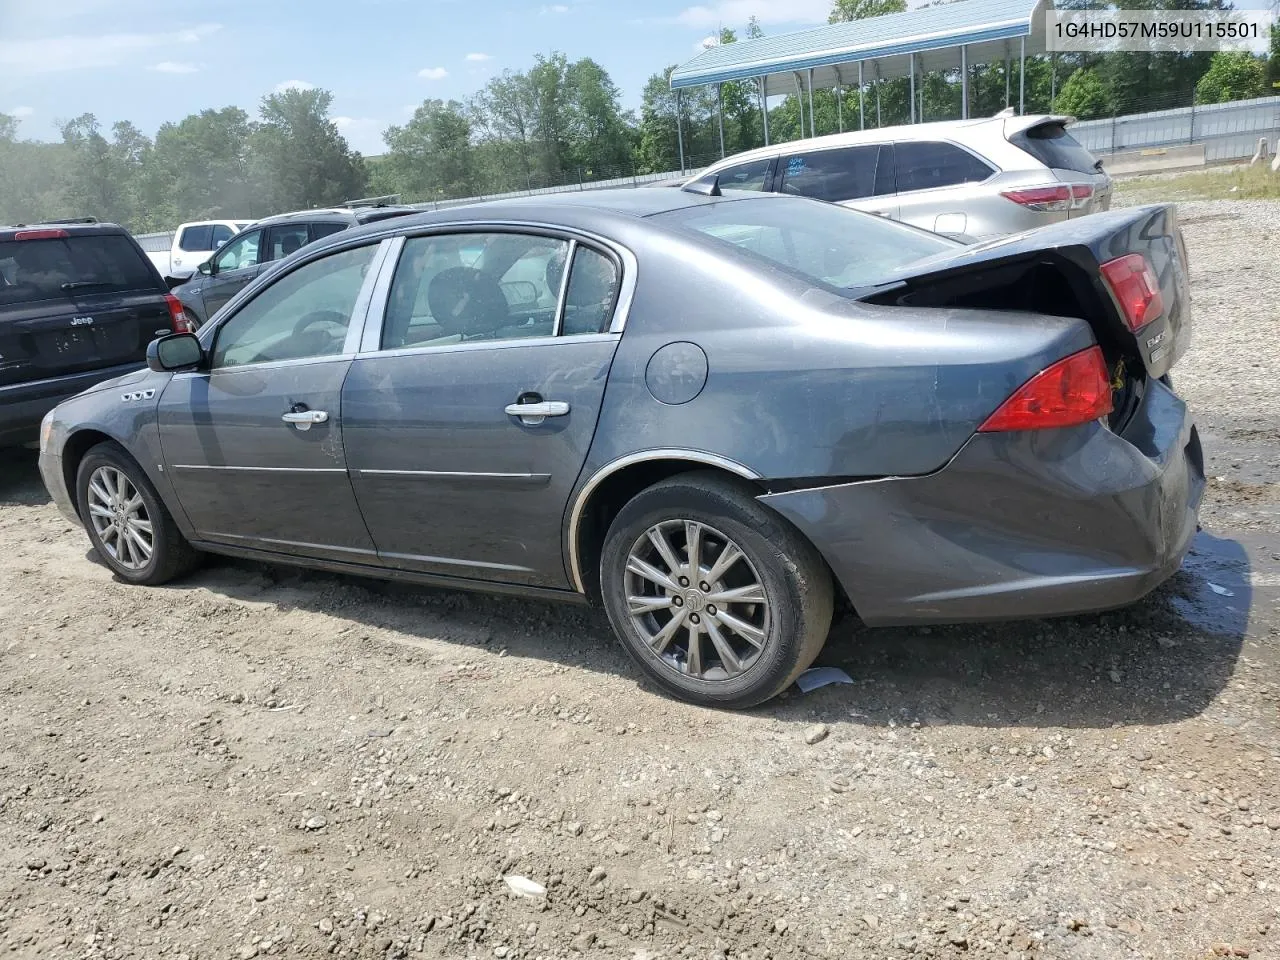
[0,235,158,305]
[651,195,958,290]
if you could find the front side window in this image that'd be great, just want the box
[212,229,261,272]
[711,157,771,192]
[211,243,378,369]
[894,141,994,193]
[779,145,880,203]
[654,196,957,290]
[381,232,573,349]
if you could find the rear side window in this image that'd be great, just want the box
[210,224,236,247]
[310,222,349,241]
[178,225,213,252]
[0,235,159,305]
[894,141,994,193]
[266,224,311,262]
[779,145,881,203]
[1011,122,1100,174]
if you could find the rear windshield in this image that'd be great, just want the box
[651,194,957,290]
[1011,122,1100,174]
[0,234,159,305]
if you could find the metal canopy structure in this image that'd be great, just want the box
[668,0,1051,168]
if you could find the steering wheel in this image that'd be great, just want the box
[292,310,349,339]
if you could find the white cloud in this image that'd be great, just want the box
[696,34,720,52]
[0,22,221,75]
[540,4,569,13]
[9,106,35,118]
[675,0,830,28]
[465,52,493,62]
[274,79,316,93]
[417,66,449,80]
[151,60,198,74]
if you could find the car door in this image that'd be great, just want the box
[342,229,627,589]
[199,226,265,318]
[892,140,996,235]
[157,239,390,564]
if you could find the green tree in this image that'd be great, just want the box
[1054,67,1114,119]
[828,0,907,22]
[566,57,635,177]
[250,87,366,211]
[1194,51,1267,104]
[377,99,476,202]
[1268,24,1280,91]
[149,107,257,225]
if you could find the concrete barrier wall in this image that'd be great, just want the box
[1072,95,1280,164]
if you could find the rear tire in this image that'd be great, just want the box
[75,442,201,585]
[599,471,833,710]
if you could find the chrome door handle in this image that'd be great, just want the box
[282,410,328,431]
[505,400,569,425]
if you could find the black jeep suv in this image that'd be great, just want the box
[0,219,191,447]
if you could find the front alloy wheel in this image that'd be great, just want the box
[86,466,154,570]
[75,441,201,585]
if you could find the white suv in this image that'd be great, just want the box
[146,219,253,287]
[687,114,1111,241]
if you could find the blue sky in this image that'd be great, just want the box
[0,0,839,155]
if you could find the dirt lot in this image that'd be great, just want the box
[2,199,1279,960]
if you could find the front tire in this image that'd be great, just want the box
[75,442,200,585]
[600,472,833,710]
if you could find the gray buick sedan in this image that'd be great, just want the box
[38,186,1203,709]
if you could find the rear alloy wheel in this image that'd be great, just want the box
[75,442,201,585]
[600,472,833,709]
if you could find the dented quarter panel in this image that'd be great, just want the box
[582,228,1095,483]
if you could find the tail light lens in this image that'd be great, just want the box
[1100,253,1163,332]
[978,346,1113,433]
[164,293,197,334]
[13,228,70,241]
[1001,183,1095,212]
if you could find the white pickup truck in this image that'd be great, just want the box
[146,219,253,287]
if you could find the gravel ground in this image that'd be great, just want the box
[1,199,1279,960]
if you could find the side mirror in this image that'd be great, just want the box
[198,260,214,276]
[147,333,204,373]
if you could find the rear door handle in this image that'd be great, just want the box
[505,400,569,425]
[282,410,328,431]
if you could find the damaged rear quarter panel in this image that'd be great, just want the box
[590,233,1096,483]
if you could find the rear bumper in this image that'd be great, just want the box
[760,378,1205,626]
[0,362,143,446]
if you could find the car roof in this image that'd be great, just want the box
[697,114,1055,171]
[367,186,733,230]
[0,220,132,241]
[249,205,418,229]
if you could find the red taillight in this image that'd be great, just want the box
[978,346,1113,433]
[13,228,70,241]
[1100,253,1163,332]
[1000,186,1072,211]
[1001,183,1094,212]
[165,293,196,334]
